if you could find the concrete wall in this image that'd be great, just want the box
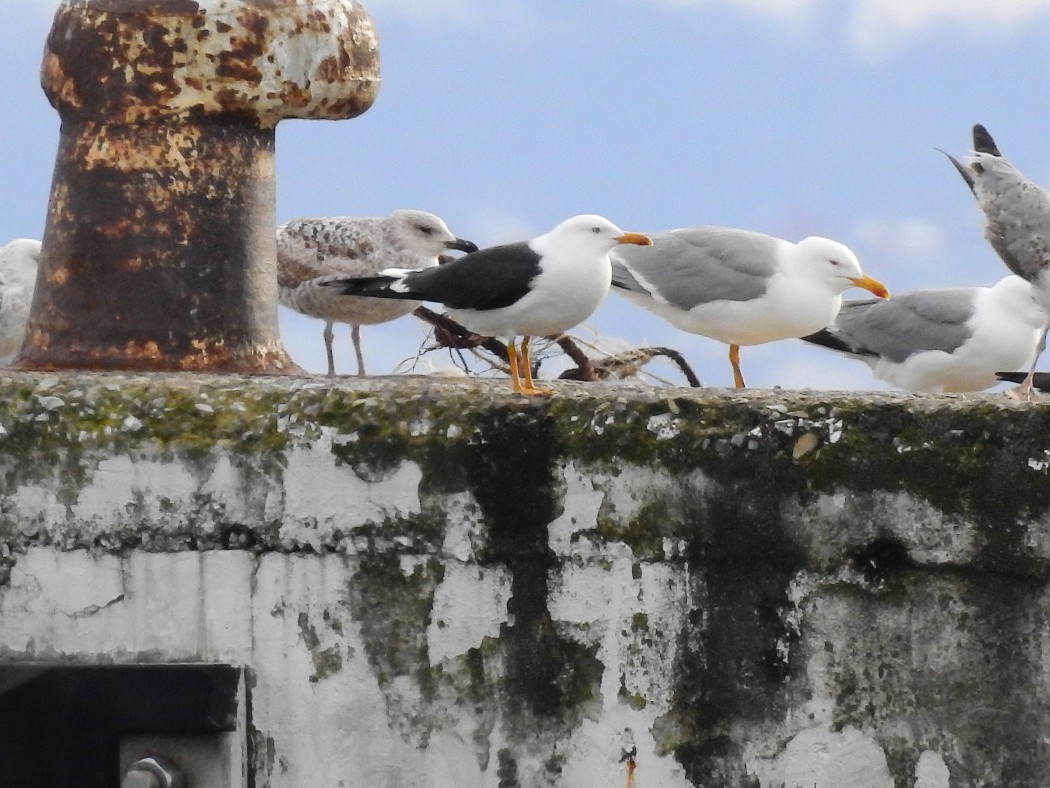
[2,372,1050,787]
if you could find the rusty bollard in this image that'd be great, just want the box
[18,0,380,373]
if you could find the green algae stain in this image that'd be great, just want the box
[344,554,445,691]
[296,611,345,683]
[7,376,1050,781]
[0,376,293,551]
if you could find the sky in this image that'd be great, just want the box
[5,0,1050,390]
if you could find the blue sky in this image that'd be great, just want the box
[5,0,1050,389]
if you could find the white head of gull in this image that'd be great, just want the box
[277,209,478,376]
[322,213,652,395]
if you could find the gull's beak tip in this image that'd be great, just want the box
[617,232,652,247]
[851,274,890,300]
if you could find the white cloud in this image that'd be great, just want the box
[363,0,479,20]
[633,0,818,22]
[629,0,1050,54]
[851,218,953,291]
[854,217,948,260]
[363,0,533,26]
[848,0,1050,54]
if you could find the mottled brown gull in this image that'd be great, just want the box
[277,210,477,376]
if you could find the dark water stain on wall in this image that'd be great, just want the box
[468,406,603,731]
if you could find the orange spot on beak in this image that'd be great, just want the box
[849,274,890,299]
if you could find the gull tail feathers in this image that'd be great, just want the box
[319,272,422,300]
[973,124,1002,157]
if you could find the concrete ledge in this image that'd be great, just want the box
[1,372,1049,786]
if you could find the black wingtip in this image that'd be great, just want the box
[995,371,1050,392]
[799,329,878,358]
[973,124,1003,157]
[996,371,1028,384]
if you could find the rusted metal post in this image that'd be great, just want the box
[18,0,380,373]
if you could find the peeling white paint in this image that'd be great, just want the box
[4,483,67,531]
[3,377,1049,787]
[0,548,254,661]
[72,455,199,524]
[548,462,607,556]
[427,564,512,664]
[748,726,894,788]
[433,491,485,562]
[281,445,422,543]
[915,750,950,788]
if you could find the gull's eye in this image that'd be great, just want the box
[591,226,602,234]
[416,225,435,236]
[829,259,840,267]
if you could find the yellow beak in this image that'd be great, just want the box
[849,274,890,299]
[616,232,653,246]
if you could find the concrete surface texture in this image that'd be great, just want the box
[1,372,1048,787]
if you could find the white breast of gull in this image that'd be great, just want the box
[0,238,41,365]
[277,209,477,376]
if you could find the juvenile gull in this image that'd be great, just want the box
[277,210,478,376]
[0,238,41,365]
[942,124,1050,398]
[322,214,652,395]
[801,275,1045,392]
[608,227,889,388]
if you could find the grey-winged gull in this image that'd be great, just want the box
[942,124,1050,398]
[801,275,1045,392]
[321,214,652,395]
[277,209,478,376]
[0,238,41,365]
[608,226,889,388]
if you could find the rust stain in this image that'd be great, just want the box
[47,268,70,285]
[126,340,163,360]
[26,0,377,374]
[42,0,380,124]
[86,0,203,13]
[215,51,263,83]
[314,56,340,83]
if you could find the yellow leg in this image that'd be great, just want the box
[518,336,553,396]
[507,341,526,394]
[730,344,746,389]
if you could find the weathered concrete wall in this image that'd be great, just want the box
[2,372,1050,787]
